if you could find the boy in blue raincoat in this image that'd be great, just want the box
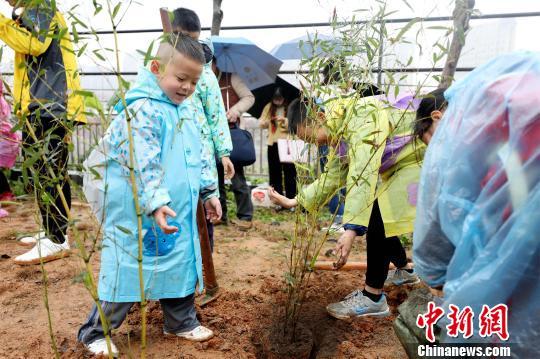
[78,34,221,357]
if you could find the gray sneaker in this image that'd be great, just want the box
[326,290,390,320]
[384,268,420,287]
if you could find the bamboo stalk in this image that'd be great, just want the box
[107,1,147,357]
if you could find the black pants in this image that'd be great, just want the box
[22,112,71,244]
[267,143,297,199]
[0,171,10,194]
[216,160,253,221]
[365,199,408,289]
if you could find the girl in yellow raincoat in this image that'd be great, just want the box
[271,87,425,319]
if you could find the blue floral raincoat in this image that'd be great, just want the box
[85,68,217,302]
[191,39,232,185]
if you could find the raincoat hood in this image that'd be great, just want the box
[114,67,175,113]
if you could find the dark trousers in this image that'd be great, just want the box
[0,171,10,194]
[22,112,71,244]
[365,199,408,289]
[77,294,199,345]
[267,143,297,199]
[216,160,253,221]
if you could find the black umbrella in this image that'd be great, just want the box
[248,76,301,118]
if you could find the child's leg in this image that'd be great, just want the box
[160,294,199,334]
[387,236,409,269]
[78,301,134,345]
[364,199,392,290]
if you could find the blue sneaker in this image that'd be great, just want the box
[326,290,390,320]
[384,268,420,287]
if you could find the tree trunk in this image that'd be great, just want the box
[211,0,224,36]
[439,0,475,88]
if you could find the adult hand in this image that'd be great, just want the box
[204,197,222,222]
[277,116,288,127]
[333,229,356,269]
[221,156,235,179]
[226,108,240,122]
[153,206,178,234]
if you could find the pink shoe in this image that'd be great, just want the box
[0,208,8,218]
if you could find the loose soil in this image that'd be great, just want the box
[0,198,417,358]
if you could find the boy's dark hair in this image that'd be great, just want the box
[413,88,448,140]
[163,32,205,65]
[322,57,347,85]
[287,98,310,135]
[353,83,383,97]
[172,8,201,33]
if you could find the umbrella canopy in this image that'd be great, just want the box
[270,33,341,60]
[211,36,283,91]
[248,76,301,119]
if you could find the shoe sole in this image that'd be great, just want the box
[14,250,71,265]
[17,240,37,247]
[87,349,119,358]
[327,308,391,320]
[163,331,214,342]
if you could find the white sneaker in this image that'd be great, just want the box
[164,325,214,342]
[14,236,70,265]
[86,338,119,357]
[18,231,46,246]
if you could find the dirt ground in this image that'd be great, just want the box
[0,198,417,358]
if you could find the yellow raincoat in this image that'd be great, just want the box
[0,3,85,122]
[298,96,424,237]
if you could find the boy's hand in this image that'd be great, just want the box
[222,156,235,179]
[153,206,178,234]
[268,187,297,208]
[204,197,222,222]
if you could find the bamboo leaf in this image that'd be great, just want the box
[392,17,421,44]
[71,24,79,43]
[116,225,133,236]
[401,0,414,11]
[74,90,95,98]
[93,49,106,62]
[112,2,121,20]
[428,26,451,31]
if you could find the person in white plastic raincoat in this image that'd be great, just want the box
[413,52,540,357]
[78,35,221,356]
